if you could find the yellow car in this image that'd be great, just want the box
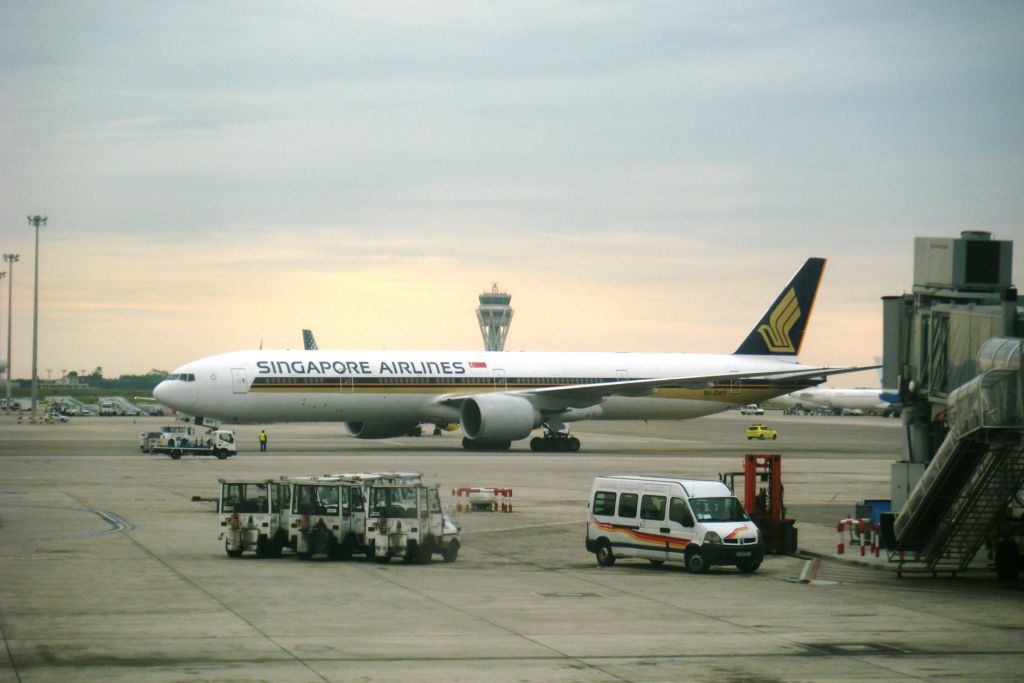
[746,424,778,440]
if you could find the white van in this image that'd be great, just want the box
[585,476,763,573]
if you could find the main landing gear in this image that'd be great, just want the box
[530,433,581,452]
[461,438,512,451]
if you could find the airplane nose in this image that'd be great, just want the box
[153,380,171,406]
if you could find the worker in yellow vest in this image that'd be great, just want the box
[258,429,268,452]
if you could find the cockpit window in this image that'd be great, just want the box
[165,373,196,382]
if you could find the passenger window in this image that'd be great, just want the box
[617,493,638,518]
[640,495,666,521]
[592,491,616,516]
[669,497,691,526]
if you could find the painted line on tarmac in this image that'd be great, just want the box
[461,521,581,536]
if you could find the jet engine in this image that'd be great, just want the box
[345,421,420,439]
[460,394,539,443]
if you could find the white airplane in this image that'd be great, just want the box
[768,386,899,414]
[154,257,872,451]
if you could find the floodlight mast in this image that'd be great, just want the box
[2,253,17,412]
[27,215,46,418]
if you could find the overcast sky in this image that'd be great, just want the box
[1,1,1021,386]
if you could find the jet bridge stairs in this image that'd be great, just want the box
[889,337,1024,577]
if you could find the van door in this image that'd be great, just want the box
[638,493,669,562]
[665,496,699,563]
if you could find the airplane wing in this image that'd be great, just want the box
[439,365,879,410]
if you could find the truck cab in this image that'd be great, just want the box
[288,477,366,560]
[365,482,460,564]
[586,476,763,574]
[219,479,291,557]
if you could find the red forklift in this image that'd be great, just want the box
[721,454,797,554]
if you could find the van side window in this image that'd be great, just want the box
[640,495,666,521]
[618,492,638,518]
[669,497,690,525]
[593,491,616,516]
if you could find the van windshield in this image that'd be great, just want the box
[689,497,749,523]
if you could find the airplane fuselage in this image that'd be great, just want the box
[155,349,819,425]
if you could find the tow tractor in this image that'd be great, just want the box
[219,479,291,557]
[152,427,237,459]
[288,477,366,560]
[366,482,460,563]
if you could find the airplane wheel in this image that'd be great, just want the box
[530,437,543,452]
[568,437,581,452]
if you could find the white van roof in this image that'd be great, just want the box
[595,476,734,498]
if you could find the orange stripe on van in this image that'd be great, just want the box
[592,517,693,548]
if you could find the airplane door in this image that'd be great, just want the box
[493,369,507,391]
[231,368,248,394]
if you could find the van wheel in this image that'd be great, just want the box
[771,435,777,440]
[596,540,616,567]
[215,449,227,459]
[225,541,243,558]
[685,548,709,574]
[170,452,181,460]
[736,558,761,574]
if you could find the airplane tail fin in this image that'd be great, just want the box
[733,257,826,357]
[302,329,318,351]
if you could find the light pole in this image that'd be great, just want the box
[27,215,46,417]
[0,270,6,401]
[2,253,16,413]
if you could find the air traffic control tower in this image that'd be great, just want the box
[476,283,514,351]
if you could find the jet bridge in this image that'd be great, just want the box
[889,337,1024,576]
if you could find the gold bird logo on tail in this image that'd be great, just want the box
[757,287,801,353]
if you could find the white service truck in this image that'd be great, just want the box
[152,427,237,459]
[219,479,292,557]
[365,482,460,563]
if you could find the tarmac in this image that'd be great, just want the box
[0,411,1022,682]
